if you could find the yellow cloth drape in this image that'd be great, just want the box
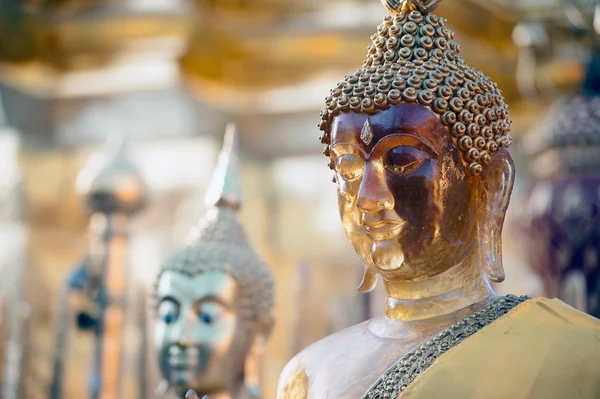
[400,298,600,399]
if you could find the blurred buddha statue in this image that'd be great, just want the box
[277,1,600,398]
[50,135,147,399]
[154,125,274,399]
[520,50,600,319]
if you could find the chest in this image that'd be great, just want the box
[302,335,423,399]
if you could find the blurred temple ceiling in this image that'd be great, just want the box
[0,0,192,78]
[181,0,594,111]
[0,0,595,157]
[181,0,521,112]
[0,0,201,149]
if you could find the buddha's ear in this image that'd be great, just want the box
[357,266,379,293]
[243,317,273,399]
[258,314,275,339]
[476,149,515,283]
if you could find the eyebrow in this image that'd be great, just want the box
[198,294,233,309]
[378,132,439,157]
[388,122,439,153]
[330,143,367,158]
[334,119,440,153]
[158,295,181,306]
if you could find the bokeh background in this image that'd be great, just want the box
[0,0,596,398]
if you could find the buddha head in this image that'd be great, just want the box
[318,0,515,291]
[154,125,274,398]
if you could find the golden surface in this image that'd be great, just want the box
[278,101,516,398]
[380,1,442,15]
[0,11,190,69]
[179,0,527,108]
[401,298,600,399]
[280,369,308,399]
[180,26,371,92]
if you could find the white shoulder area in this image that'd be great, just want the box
[276,320,371,398]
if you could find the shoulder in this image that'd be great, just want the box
[486,296,600,381]
[276,357,308,399]
[276,321,370,399]
[399,297,600,398]
[518,297,600,331]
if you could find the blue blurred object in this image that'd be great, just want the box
[583,49,600,95]
[67,260,90,291]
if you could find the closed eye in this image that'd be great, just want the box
[386,159,424,174]
[384,146,429,176]
[336,153,365,181]
[197,301,225,325]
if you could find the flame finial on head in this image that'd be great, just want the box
[381,0,442,15]
[156,123,274,322]
[204,123,243,211]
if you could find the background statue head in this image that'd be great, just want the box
[520,54,600,318]
[318,1,515,291]
[153,125,274,398]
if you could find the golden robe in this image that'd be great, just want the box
[400,298,600,399]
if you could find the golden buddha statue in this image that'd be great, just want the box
[154,125,274,399]
[277,1,600,398]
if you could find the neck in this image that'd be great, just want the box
[383,255,495,321]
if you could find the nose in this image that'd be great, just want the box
[174,310,198,347]
[357,162,394,213]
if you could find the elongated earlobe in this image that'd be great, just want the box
[357,266,379,292]
[477,151,515,283]
[244,336,264,399]
[244,318,273,399]
[478,213,506,282]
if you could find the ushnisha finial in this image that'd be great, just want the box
[156,126,274,322]
[76,134,146,215]
[204,123,243,211]
[381,0,442,15]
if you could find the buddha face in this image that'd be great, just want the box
[154,270,239,396]
[330,103,479,280]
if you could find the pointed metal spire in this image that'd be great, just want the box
[76,133,146,214]
[204,123,243,211]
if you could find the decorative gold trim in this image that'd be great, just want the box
[363,295,531,398]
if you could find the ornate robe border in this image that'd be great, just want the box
[363,294,531,399]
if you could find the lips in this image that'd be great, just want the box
[168,354,199,370]
[165,345,210,374]
[363,221,402,240]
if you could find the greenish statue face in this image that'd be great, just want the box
[154,271,239,396]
